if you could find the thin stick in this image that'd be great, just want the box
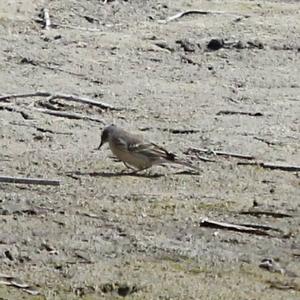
[1,103,104,124]
[48,94,116,110]
[19,57,103,84]
[0,274,40,295]
[0,103,32,119]
[0,91,119,110]
[240,210,293,218]
[200,218,271,236]
[0,91,50,101]
[43,8,51,30]
[33,17,106,33]
[187,147,255,160]
[237,161,300,172]
[253,137,279,146]
[217,110,263,117]
[10,121,72,135]
[0,176,60,186]
[236,223,281,232]
[160,128,201,134]
[35,108,104,123]
[159,10,250,23]
[189,147,300,172]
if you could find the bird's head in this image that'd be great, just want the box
[97,124,116,149]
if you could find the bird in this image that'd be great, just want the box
[97,124,200,173]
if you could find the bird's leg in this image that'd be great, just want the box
[123,162,135,170]
[121,162,152,175]
[127,166,151,175]
[120,162,137,174]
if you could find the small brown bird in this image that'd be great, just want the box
[97,124,200,173]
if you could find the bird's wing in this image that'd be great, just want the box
[129,141,176,161]
[112,135,129,151]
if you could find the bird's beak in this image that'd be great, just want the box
[97,140,103,150]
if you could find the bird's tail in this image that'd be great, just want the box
[172,158,201,172]
[149,143,200,172]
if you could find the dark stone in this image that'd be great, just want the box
[117,285,131,297]
[4,250,14,261]
[207,38,224,50]
[234,40,247,49]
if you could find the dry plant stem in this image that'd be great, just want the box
[189,148,299,171]
[43,8,51,30]
[33,17,106,33]
[35,108,104,123]
[188,147,255,160]
[216,110,263,117]
[1,103,104,124]
[200,218,271,236]
[236,223,281,232]
[160,10,250,23]
[0,274,39,295]
[0,103,32,119]
[10,121,72,135]
[0,176,60,186]
[18,57,102,84]
[193,155,215,162]
[0,91,118,110]
[240,210,293,218]
[47,94,116,110]
[237,161,300,172]
[38,64,102,84]
[54,23,105,32]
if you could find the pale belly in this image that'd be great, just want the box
[109,141,153,170]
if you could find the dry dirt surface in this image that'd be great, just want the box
[0,0,300,299]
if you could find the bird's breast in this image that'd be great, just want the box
[109,141,151,169]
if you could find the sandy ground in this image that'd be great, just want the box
[0,0,300,299]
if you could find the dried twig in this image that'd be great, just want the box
[139,126,200,134]
[217,110,263,117]
[161,128,200,134]
[73,251,93,264]
[0,176,60,186]
[9,121,72,135]
[237,161,300,172]
[41,241,58,254]
[189,146,300,172]
[19,57,103,84]
[240,210,293,218]
[0,91,119,110]
[180,55,201,66]
[35,108,104,123]
[76,211,101,219]
[200,218,271,236]
[43,8,51,30]
[33,17,106,33]
[0,273,40,295]
[79,13,101,24]
[48,94,115,110]
[253,137,280,146]
[236,223,281,232]
[192,154,216,162]
[259,258,286,274]
[159,10,250,23]
[1,103,104,124]
[267,280,300,291]
[0,103,32,119]
[183,149,216,162]
[187,147,255,160]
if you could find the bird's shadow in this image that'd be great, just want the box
[64,170,164,179]
[64,169,200,179]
